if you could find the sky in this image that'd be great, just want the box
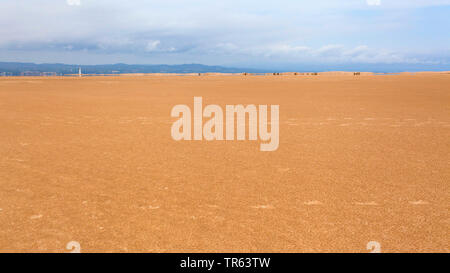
[0,0,449,71]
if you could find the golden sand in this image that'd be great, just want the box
[0,74,449,252]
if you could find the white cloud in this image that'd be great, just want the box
[268,44,310,55]
[144,40,176,53]
[67,0,81,6]
[145,40,161,52]
[366,0,381,6]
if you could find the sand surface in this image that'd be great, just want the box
[0,74,449,252]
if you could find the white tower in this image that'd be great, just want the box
[78,67,82,77]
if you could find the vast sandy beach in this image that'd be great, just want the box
[0,74,449,252]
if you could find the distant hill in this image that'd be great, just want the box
[0,62,264,76]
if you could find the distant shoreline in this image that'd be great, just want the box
[1,71,449,77]
[1,62,449,76]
